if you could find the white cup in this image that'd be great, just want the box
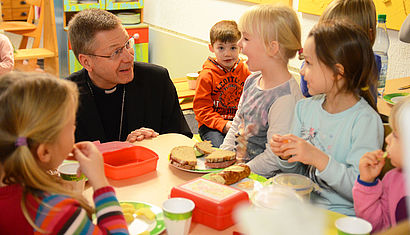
[162,197,195,235]
[335,217,372,235]
[58,162,86,194]
[186,73,199,90]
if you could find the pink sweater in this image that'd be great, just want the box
[0,33,14,75]
[353,168,408,232]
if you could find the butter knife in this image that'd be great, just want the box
[398,84,410,90]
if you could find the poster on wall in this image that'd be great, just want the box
[241,0,292,6]
[298,0,410,31]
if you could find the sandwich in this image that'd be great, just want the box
[194,141,215,156]
[204,149,236,169]
[170,146,197,170]
[209,163,251,185]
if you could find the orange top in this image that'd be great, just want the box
[193,57,250,132]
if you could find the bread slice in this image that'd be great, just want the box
[209,163,251,185]
[205,149,236,163]
[170,146,197,168]
[194,141,215,155]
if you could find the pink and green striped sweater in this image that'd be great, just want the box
[0,185,129,234]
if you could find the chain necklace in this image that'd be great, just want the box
[86,79,125,141]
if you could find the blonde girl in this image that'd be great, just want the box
[220,4,303,177]
[0,72,128,234]
[270,21,384,216]
[353,96,410,232]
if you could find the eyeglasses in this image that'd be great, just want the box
[86,36,135,60]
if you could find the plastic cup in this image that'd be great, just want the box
[162,197,195,235]
[58,162,85,194]
[335,217,372,235]
[186,72,199,90]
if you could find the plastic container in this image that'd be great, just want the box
[373,14,390,95]
[269,173,315,200]
[103,146,159,180]
[170,178,249,230]
[251,185,302,210]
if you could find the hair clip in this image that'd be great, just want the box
[361,86,369,91]
[15,136,28,147]
[298,48,304,60]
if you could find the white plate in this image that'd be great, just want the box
[202,172,266,195]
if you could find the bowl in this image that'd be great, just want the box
[251,184,302,210]
[103,146,159,180]
[268,173,315,200]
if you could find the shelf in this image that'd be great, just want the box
[63,0,105,12]
[105,0,143,10]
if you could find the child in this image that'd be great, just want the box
[299,0,379,98]
[0,72,128,234]
[270,21,384,216]
[220,4,303,174]
[193,20,251,147]
[0,33,14,75]
[353,96,410,232]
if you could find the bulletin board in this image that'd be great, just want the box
[241,0,293,6]
[298,0,410,31]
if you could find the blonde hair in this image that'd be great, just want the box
[389,96,410,134]
[0,72,93,232]
[238,4,301,62]
[319,0,376,45]
[68,8,122,59]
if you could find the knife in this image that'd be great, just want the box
[398,84,410,90]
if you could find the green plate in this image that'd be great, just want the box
[120,201,165,235]
[383,93,409,105]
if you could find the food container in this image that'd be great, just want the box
[268,173,315,200]
[251,184,302,210]
[103,146,158,180]
[170,178,249,230]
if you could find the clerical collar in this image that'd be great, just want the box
[87,78,118,95]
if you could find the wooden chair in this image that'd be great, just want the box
[0,0,59,76]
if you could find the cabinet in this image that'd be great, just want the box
[63,0,148,74]
[1,0,30,21]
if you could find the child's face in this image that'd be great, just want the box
[237,32,268,72]
[385,131,403,168]
[46,107,76,169]
[209,40,240,70]
[300,37,337,96]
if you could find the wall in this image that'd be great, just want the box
[144,0,410,79]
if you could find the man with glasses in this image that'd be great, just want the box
[67,9,192,143]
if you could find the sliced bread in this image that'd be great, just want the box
[170,146,197,167]
[205,149,236,163]
[194,141,215,155]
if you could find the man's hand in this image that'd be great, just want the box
[126,127,159,143]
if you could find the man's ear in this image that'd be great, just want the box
[266,41,280,57]
[36,143,52,164]
[334,63,345,80]
[78,54,93,71]
[208,43,215,53]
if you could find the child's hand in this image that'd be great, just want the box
[235,123,256,163]
[73,142,109,190]
[222,121,232,134]
[270,134,292,160]
[359,150,385,183]
[126,127,159,143]
[271,134,329,171]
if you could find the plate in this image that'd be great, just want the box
[120,201,165,235]
[202,172,266,195]
[169,155,225,173]
[383,93,409,105]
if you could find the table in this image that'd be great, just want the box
[172,77,195,110]
[377,77,410,116]
[85,133,346,234]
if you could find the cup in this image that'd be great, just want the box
[335,217,372,235]
[162,197,195,235]
[58,162,86,194]
[186,72,199,90]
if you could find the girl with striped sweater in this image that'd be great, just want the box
[0,72,129,234]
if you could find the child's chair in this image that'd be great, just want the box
[0,0,58,76]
